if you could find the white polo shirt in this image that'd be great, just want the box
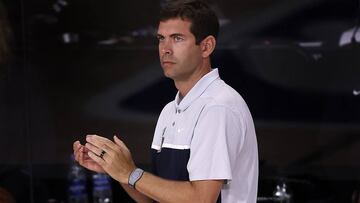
[151,68,258,203]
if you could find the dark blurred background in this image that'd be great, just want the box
[0,0,360,202]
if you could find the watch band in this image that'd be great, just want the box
[128,168,144,189]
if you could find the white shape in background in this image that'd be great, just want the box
[353,89,360,96]
[339,27,360,46]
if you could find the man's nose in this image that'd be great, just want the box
[161,41,173,55]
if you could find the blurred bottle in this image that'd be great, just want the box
[92,172,113,203]
[68,155,88,203]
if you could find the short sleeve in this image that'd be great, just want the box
[187,105,243,181]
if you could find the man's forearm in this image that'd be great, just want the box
[120,183,152,203]
[133,171,222,203]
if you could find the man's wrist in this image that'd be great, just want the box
[128,168,144,189]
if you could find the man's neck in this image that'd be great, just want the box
[174,65,211,99]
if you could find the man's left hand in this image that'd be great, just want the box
[85,134,136,184]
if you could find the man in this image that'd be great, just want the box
[73,0,258,202]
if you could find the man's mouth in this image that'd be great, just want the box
[162,61,176,65]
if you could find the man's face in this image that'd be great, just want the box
[157,18,203,81]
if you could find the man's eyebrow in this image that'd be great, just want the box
[170,33,185,38]
[156,33,185,38]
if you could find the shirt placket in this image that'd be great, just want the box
[172,108,181,133]
[174,108,185,135]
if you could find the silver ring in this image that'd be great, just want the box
[99,150,106,158]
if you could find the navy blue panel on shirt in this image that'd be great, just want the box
[151,148,190,181]
[151,148,221,203]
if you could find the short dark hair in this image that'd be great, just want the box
[159,0,219,45]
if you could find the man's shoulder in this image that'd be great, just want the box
[203,80,245,107]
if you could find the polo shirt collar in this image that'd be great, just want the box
[174,68,220,112]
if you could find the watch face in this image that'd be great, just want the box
[129,168,144,187]
[133,170,141,178]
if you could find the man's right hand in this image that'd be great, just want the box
[73,140,105,173]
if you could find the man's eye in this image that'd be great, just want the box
[157,36,164,42]
[174,36,183,42]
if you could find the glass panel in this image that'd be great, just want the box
[4,0,359,202]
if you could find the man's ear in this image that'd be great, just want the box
[200,35,216,58]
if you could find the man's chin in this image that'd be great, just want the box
[162,68,173,78]
[163,71,174,79]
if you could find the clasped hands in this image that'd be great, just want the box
[73,135,136,184]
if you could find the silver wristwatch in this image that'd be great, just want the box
[128,168,144,189]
